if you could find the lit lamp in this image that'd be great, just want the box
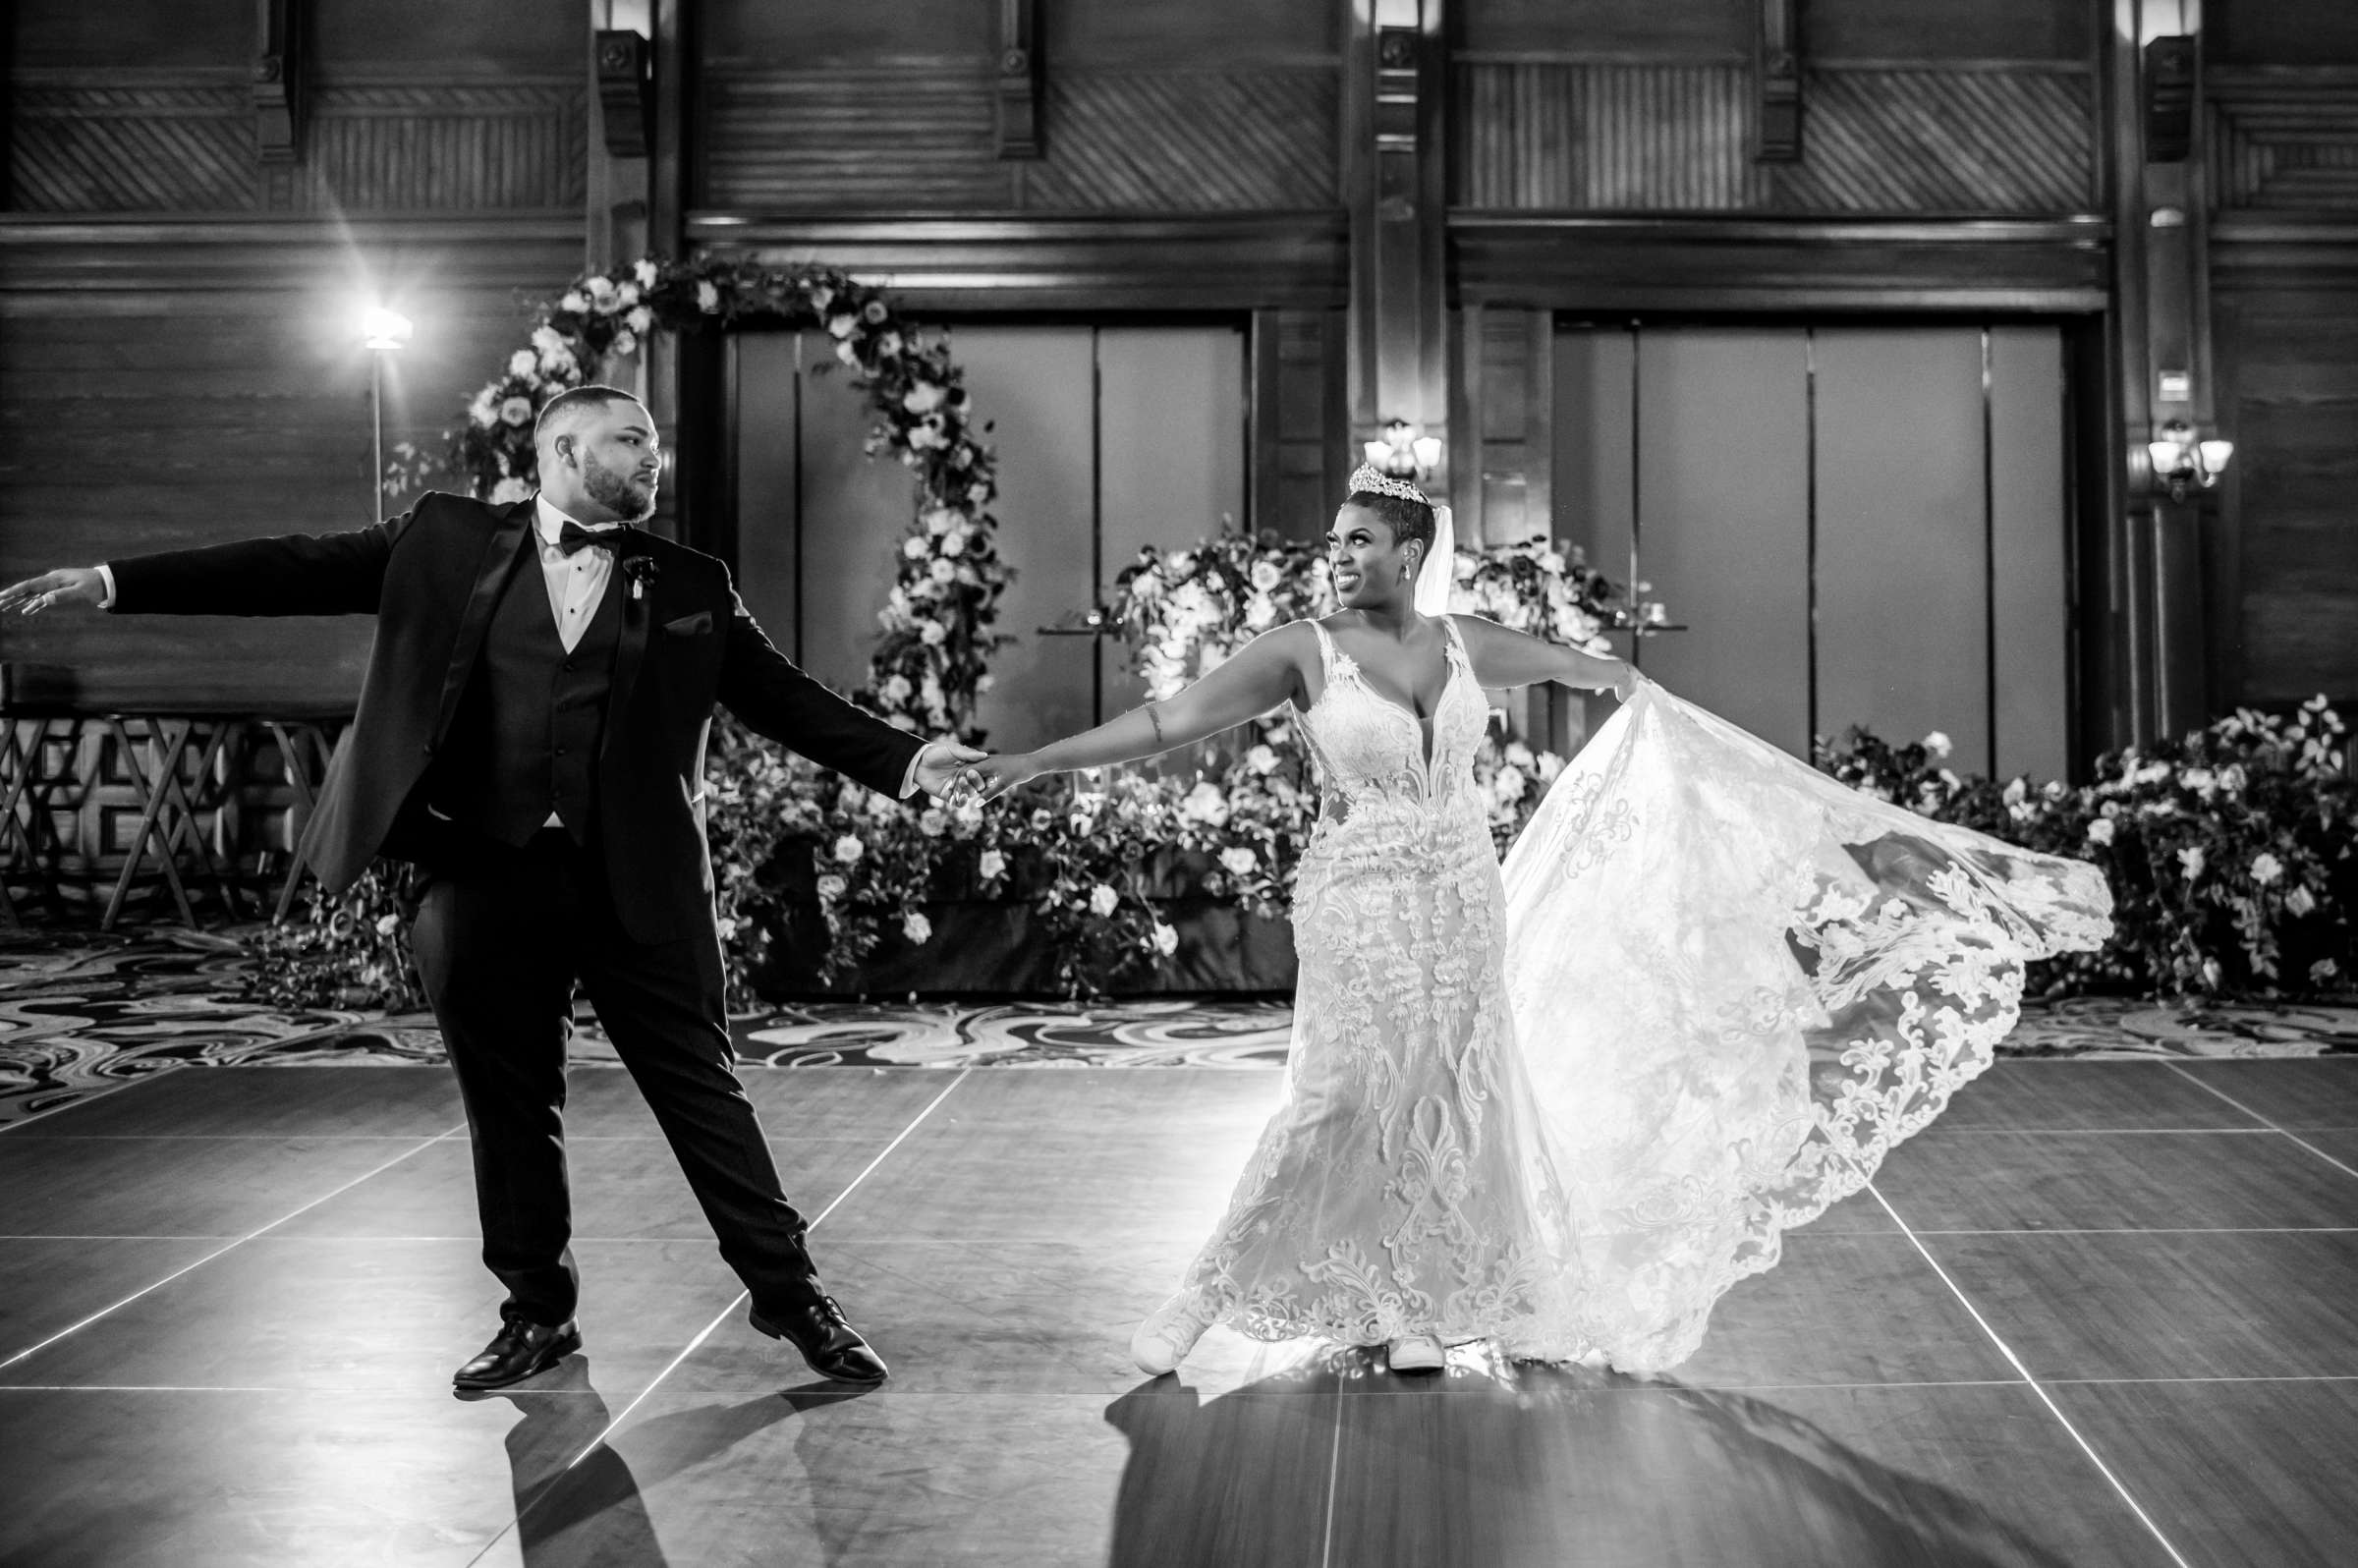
[2146,419,2233,503]
[1363,419,1442,479]
[359,306,414,520]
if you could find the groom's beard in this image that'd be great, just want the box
[583,450,657,522]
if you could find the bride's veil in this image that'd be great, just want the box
[1497,682,2112,1370]
[1412,504,1456,617]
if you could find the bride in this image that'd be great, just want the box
[962,467,2111,1376]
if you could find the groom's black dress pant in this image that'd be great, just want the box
[411,825,820,1328]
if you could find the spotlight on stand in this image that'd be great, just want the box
[358,306,414,520]
[2146,419,2233,504]
[1362,419,1442,479]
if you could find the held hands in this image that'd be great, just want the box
[1607,659,1642,702]
[0,568,106,617]
[955,753,1043,804]
[913,742,991,805]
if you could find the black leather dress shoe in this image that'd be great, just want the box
[452,1316,582,1391]
[750,1296,889,1384]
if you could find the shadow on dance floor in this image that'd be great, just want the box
[1106,1352,2076,1568]
[477,1358,873,1566]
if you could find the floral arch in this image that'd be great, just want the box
[406,257,1011,742]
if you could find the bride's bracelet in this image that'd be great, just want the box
[1146,703,1164,745]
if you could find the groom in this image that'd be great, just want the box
[0,384,982,1389]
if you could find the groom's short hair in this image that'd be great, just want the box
[534,384,644,445]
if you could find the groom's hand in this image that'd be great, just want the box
[0,567,106,616]
[913,741,990,803]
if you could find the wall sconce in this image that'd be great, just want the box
[1363,418,1442,478]
[2146,419,2233,503]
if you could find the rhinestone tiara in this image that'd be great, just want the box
[1345,463,1430,506]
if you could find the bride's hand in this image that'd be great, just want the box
[959,753,1043,803]
[1608,660,1641,701]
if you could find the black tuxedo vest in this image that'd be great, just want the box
[422,541,624,846]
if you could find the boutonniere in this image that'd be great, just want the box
[620,553,660,605]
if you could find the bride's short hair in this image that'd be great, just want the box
[1343,486,1435,559]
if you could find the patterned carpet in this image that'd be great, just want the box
[1,927,2351,1129]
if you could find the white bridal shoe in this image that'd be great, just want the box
[1130,1295,1213,1375]
[1387,1333,1447,1372]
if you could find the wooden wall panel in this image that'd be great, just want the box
[2212,294,2358,706]
[2209,69,2358,214]
[1451,62,2095,214]
[1252,308,1348,539]
[0,223,583,711]
[700,68,1337,214]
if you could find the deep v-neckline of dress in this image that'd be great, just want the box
[1312,620,1461,774]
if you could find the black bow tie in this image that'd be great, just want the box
[553,522,625,557]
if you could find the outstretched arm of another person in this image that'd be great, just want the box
[1452,614,1637,700]
[968,621,1312,799]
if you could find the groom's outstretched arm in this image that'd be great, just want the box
[715,586,930,802]
[4,517,408,620]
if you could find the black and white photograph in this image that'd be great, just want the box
[1,1,2354,1563]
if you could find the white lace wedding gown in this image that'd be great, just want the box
[1159,614,2112,1372]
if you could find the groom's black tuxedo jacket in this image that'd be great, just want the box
[107,491,924,943]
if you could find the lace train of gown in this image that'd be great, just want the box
[1161,623,2112,1372]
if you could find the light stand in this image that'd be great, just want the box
[360,307,413,520]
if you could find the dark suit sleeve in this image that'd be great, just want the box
[105,512,413,617]
[715,584,926,801]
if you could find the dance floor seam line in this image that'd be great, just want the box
[458,1068,978,1568]
[2164,1062,2358,1180]
[1865,1181,2199,1568]
[0,1121,468,1373]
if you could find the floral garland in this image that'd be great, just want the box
[393,256,1010,740]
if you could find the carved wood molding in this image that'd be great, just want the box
[594,29,652,159]
[0,214,585,294]
[253,0,304,164]
[1756,0,1801,162]
[1450,214,2111,311]
[997,0,1042,159]
[685,213,1347,310]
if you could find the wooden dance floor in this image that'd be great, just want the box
[1,1059,2353,1566]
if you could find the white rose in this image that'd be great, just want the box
[815,873,847,900]
[976,673,995,694]
[928,559,956,585]
[633,258,658,288]
[832,835,865,865]
[1493,764,1528,800]
[904,381,946,415]
[1251,560,1282,591]
[1218,847,1258,875]
[1536,753,1565,782]
[616,281,641,308]
[375,913,400,935]
[919,808,949,838]
[508,349,537,376]
[887,711,919,731]
[499,397,534,427]
[941,529,966,558]
[559,291,589,312]
[1923,731,1953,758]
[1090,885,1120,917]
[979,848,1007,880]
[1246,745,1279,775]
[587,275,617,303]
[920,620,947,646]
[2286,885,2318,917]
[609,330,639,359]
[2086,818,2115,845]
[2250,852,2284,885]
[469,390,498,427]
[627,307,653,334]
[882,674,913,703]
[1181,781,1230,826]
[696,280,720,311]
[902,911,932,945]
[903,536,929,560]
[2178,847,2205,879]
[1151,923,1179,956]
